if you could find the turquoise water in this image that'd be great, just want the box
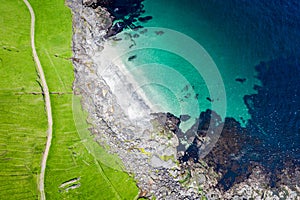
[108,31,226,130]
[122,48,212,130]
[121,0,266,126]
[109,0,300,128]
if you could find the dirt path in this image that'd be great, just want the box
[23,1,53,199]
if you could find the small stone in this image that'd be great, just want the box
[197,174,206,185]
[82,0,95,6]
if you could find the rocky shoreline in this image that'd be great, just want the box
[67,0,193,199]
[67,0,299,199]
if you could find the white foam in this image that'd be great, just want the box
[92,39,156,126]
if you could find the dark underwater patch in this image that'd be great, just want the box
[181,55,300,191]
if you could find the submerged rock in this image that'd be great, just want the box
[138,16,153,22]
[235,77,246,83]
[179,114,191,122]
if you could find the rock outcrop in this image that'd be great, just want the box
[82,0,98,6]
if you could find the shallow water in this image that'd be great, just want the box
[104,0,300,190]
[115,0,300,127]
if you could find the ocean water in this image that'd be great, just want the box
[103,30,226,131]
[95,0,300,190]
[137,0,299,188]
[100,0,300,190]
[110,0,300,126]
[146,0,300,121]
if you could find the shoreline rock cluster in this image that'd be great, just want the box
[67,0,300,199]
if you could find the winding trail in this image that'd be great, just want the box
[23,0,53,199]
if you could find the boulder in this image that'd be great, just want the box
[82,0,97,6]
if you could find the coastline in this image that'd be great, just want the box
[92,43,154,126]
[67,1,300,199]
[67,1,190,199]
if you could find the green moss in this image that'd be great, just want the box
[201,195,208,200]
[137,148,152,156]
[159,155,175,162]
[178,170,191,184]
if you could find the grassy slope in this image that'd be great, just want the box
[0,0,138,199]
[29,0,139,199]
[0,0,47,199]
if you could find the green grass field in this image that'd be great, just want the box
[0,0,139,199]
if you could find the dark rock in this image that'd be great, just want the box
[151,112,181,134]
[82,0,98,7]
[182,85,189,91]
[112,37,122,41]
[105,22,126,38]
[206,97,213,102]
[132,33,140,38]
[138,16,153,22]
[139,29,148,34]
[155,31,164,35]
[180,55,300,191]
[128,55,137,61]
[204,117,254,191]
[166,112,181,132]
[235,78,246,83]
[180,109,256,190]
[180,141,199,163]
[179,114,191,122]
